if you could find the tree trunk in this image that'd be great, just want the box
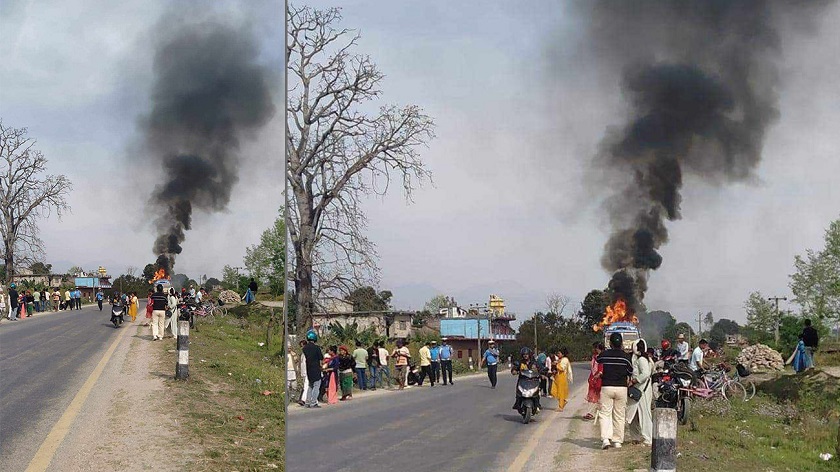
[294,243,314,333]
[3,241,13,286]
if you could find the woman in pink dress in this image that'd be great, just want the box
[584,342,604,420]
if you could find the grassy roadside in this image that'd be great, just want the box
[613,368,840,472]
[156,304,284,471]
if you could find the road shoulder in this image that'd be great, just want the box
[49,324,197,471]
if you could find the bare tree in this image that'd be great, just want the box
[0,121,71,283]
[545,293,571,317]
[125,266,138,278]
[286,6,435,330]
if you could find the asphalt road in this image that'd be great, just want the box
[287,363,589,472]
[0,304,130,471]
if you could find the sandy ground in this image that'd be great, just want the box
[49,323,200,471]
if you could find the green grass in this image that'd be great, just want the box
[613,370,840,472]
[159,304,284,471]
[687,369,839,471]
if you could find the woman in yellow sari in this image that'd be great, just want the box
[128,292,138,322]
[551,347,573,411]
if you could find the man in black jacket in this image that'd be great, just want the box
[801,319,819,368]
[302,331,324,408]
[7,284,19,321]
[597,332,634,450]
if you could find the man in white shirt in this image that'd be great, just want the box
[676,333,690,361]
[689,339,708,372]
[377,341,391,389]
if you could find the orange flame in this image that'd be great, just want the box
[593,299,639,332]
[149,268,169,284]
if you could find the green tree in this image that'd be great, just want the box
[790,218,840,324]
[637,310,676,342]
[205,277,222,290]
[347,286,392,312]
[67,265,84,276]
[142,264,157,281]
[709,318,740,347]
[745,291,776,337]
[423,294,458,315]
[222,265,248,293]
[30,262,52,275]
[243,210,286,297]
[577,289,609,329]
[674,322,695,339]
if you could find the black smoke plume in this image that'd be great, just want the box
[583,1,829,312]
[142,20,275,274]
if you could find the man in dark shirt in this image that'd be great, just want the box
[302,331,324,408]
[597,332,634,450]
[801,319,819,367]
[8,284,19,321]
[150,285,169,341]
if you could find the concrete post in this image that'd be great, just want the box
[650,408,677,472]
[175,320,189,380]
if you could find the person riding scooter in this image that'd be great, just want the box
[512,347,542,413]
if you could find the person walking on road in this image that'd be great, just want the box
[584,342,604,420]
[150,284,168,341]
[625,340,653,446]
[297,340,309,406]
[144,289,154,326]
[338,345,355,401]
[801,319,819,367]
[352,340,369,391]
[367,342,380,390]
[51,288,60,312]
[73,288,81,310]
[302,330,324,408]
[392,339,411,390]
[128,292,139,323]
[481,340,500,389]
[551,347,573,411]
[376,341,391,389]
[440,338,454,385]
[96,289,104,311]
[430,340,441,385]
[418,341,434,387]
[165,288,179,338]
[597,332,633,450]
[7,284,19,320]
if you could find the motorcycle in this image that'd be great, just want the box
[406,363,422,386]
[110,302,125,328]
[515,369,541,424]
[653,363,694,425]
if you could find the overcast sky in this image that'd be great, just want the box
[1,0,284,280]
[304,1,840,326]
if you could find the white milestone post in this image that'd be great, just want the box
[176,320,190,380]
[651,408,678,472]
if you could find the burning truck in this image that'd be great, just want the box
[594,298,641,353]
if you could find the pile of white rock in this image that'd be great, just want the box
[737,344,784,371]
[218,290,242,305]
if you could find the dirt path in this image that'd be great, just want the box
[50,323,200,471]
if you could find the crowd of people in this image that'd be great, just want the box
[289,333,465,408]
[2,283,91,320]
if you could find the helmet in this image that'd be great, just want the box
[661,340,671,350]
[306,329,318,341]
[9,283,16,289]
[520,347,532,357]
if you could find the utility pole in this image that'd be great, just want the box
[533,312,538,352]
[696,311,703,340]
[768,296,787,345]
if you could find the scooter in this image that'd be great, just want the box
[515,369,541,424]
[110,302,125,328]
[406,363,422,386]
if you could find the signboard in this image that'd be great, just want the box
[441,319,490,338]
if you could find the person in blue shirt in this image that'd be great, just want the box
[439,338,454,385]
[536,350,548,396]
[429,341,441,385]
[96,289,104,311]
[480,340,500,389]
[73,288,82,310]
